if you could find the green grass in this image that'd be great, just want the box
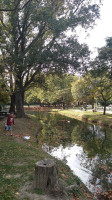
[0,136,51,199]
[52,109,112,128]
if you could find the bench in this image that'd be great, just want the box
[0,111,9,116]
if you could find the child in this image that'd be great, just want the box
[4,112,15,136]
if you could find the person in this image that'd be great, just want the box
[4,112,15,136]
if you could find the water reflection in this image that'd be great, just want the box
[47,144,94,191]
[36,112,75,147]
[32,111,112,199]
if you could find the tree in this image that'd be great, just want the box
[71,78,86,105]
[0,0,20,12]
[0,0,101,117]
[90,37,112,114]
[25,73,74,108]
[0,77,9,110]
[91,72,112,115]
[71,76,95,108]
[71,70,112,115]
[90,37,112,80]
[98,37,112,78]
[0,54,10,109]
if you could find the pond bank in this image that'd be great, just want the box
[0,115,95,200]
[53,109,112,128]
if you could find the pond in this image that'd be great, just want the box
[31,111,112,199]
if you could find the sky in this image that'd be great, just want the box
[77,0,112,57]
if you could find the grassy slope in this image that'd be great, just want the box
[0,115,93,200]
[0,115,95,200]
[53,109,112,128]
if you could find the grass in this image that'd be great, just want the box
[0,113,95,200]
[52,108,112,128]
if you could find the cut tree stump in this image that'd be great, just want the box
[33,159,62,193]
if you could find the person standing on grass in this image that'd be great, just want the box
[4,112,15,136]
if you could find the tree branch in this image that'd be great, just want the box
[21,0,39,10]
[73,0,85,14]
[24,25,46,54]
[23,65,41,90]
[0,0,38,12]
[0,17,7,28]
[0,0,20,12]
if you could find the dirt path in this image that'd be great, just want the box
[18,181,70,200]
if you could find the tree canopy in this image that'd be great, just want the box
[0,0,101,117]
[71,70,112,115]
[25,73,75,108]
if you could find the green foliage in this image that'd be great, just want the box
[42,73,74,105]
[25,88,41,105]
[25,73,75,107]
[91,73,112,101]
[0,0,101,116]
[71,69,112,114]
[71,75,95,105]
[91,37,112,79]
[0,77,9,105]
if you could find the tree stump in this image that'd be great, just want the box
[33,159,61,192]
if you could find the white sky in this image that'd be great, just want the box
[77,0,112,57]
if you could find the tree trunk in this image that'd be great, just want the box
[0,105,2,111]
[103,104,106,115]
[91,97,94,109]
[77,101,80,106]
[62,102,65,109]
[92,103,94,110]
[15,89,25,118]
[9,93,16,114]
[33,159,62,193]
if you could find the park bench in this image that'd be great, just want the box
[0,111,9,116]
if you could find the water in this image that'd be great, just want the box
[31,111,112,199]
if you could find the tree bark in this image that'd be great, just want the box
[15,89,25,118]
[91,97,94,109]
[9,93,16,114]
[103,104,106,115]
[62,102,65,109]
[33,159,62,193]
